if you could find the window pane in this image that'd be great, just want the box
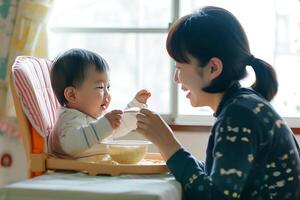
[179,0,300,117]
[48,33,171,114]
[49,0,171,28]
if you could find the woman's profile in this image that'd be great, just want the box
[136,6,300,200]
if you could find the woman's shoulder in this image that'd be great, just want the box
[220,87,280,122]
[229,88,274,112]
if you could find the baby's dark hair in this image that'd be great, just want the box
[50,48,109,106]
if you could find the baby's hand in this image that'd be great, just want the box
[104,110,123,129]
[135,89,151,104]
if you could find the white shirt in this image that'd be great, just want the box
[48,99,146,159]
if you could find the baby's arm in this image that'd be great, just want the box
[126,98,147,109]
[57,109,122,157]
[59,116,113,157]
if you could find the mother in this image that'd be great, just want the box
[136,6,300,200]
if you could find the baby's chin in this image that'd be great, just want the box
[96,107,106,117]
[88,110,104,119]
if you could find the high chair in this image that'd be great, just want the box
[0,56,180,200]
[10,56,168,177]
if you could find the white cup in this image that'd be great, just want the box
[113,107,140,138]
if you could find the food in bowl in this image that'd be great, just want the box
[102,140,152,164]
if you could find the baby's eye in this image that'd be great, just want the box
[96,86,104,90]
[107,85,110,90]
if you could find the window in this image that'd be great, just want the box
[48,0,300,126]
[48,0,172,115]
[178,0,300,126]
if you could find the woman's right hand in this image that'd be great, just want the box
[104,110,123,129]
[136,108,182,160]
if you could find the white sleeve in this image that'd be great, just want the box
[59,115,113,156]
[126,98,147,109]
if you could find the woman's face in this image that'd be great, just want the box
[174,57,212,107]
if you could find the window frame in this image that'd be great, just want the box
[48,0,300,129]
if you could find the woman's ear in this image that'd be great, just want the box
[208,57,223,80]
[64,86,77,104]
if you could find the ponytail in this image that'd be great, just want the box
[247,55,278,101]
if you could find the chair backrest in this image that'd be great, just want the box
[10,56,60,177]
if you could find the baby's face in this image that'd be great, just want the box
[74,67,111,119]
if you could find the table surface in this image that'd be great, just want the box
[0,172,182,200]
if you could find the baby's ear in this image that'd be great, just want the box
[64,86,77,104]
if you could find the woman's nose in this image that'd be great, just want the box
[173,68,179,84]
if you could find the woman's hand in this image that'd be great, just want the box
[136,108,181,160]
[135,89,151,104]
[104,110,123,129]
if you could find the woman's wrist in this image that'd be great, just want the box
[157,137,182,161]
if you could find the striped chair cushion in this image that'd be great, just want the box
[12,56,60,138]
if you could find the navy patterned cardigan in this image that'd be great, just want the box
[167,83,300,200]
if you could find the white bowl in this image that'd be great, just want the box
[102,140,152,164]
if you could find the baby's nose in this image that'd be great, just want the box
[104,93,111,102]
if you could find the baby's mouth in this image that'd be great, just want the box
[100,104,107,110]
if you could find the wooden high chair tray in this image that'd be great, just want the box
[45,153,168,176]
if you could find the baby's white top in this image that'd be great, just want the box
[48,99,146,158]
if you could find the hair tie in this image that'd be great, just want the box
[247,55,256,66]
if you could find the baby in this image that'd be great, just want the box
[48,48,151,158]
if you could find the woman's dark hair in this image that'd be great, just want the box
[50,48,109,106]
[166,6,278,101]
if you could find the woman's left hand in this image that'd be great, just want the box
[136,108,181,160]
